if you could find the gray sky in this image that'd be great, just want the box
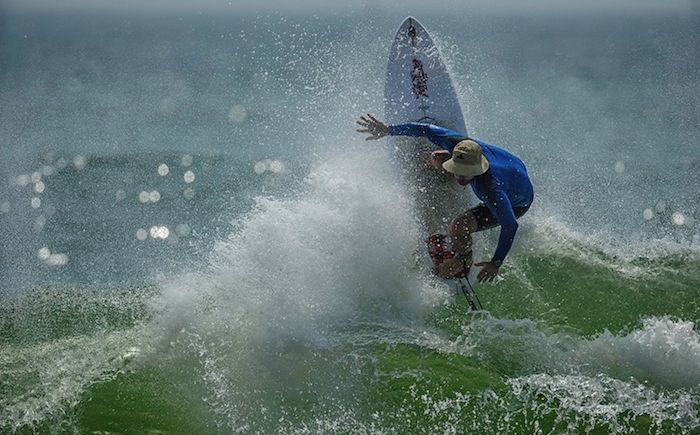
[2,0,697,15]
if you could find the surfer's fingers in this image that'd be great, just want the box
[356,128,370,133]
[367,113,379,122]
[478,269,496,283]
[356,120,368,127]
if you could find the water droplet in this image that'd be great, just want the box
[0,202,10,213]
[184,170,195,183]
[138,191,150,204]
[254,161,267,174]
[149,190,161,203]
[34,215,47,232]
[181,154,193,167]
[38,247,51,260]
[228,104,247,123]
[115,189,126,201]
[41,165,56,177]
[175,223,191,236]
[183,188,195,200]
[45,253,69,267]
[136,228,148,241]
[149,225,170,239]
[269,160,286,174]
[73,155,87,170]
[15,174,31,186]
[643,208,654,220]
[34,181,45,194]
[31,197,41,209]
[613,161,625,173]
[158,164,170,176]
[671,212,686,226]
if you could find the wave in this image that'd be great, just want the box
[2,143,699,433]
[0,326,154,433]
[507,209,700,280]
[154,143,460,342]
[455,315,700,432]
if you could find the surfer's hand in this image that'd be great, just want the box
[356,113,389,140]
[475,262,500,283]
[434,258,465,278]
[425,150,451,171]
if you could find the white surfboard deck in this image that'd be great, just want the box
[385,16,466,134]
[384,16,480,297]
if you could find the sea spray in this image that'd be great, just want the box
[579,317,700,389]
[152,149,452,431]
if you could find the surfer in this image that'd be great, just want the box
[356,114,533,283]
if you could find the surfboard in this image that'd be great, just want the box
[385,17,466,135]
[384,16,480,309]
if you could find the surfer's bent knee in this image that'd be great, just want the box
[448,212,477,238]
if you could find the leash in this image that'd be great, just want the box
[462,276,484,311]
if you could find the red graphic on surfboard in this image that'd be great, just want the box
[408,23,417,44]
[411,58,428,99]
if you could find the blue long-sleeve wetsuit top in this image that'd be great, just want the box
[389,122,534,265]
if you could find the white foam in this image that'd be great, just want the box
[515,209,700,279]
[508,374,699,433]
[0,327,154,432]
[464,314,700,390]
[158,149,443,344]
[580,317,700,389]
[458,315,700,431]
[152,148,456,430]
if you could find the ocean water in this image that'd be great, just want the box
[1,10,699,434]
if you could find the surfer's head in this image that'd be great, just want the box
[442,140,489,184]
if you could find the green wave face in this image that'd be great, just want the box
[2,227,698,435]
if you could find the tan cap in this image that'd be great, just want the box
[442,140,489,178]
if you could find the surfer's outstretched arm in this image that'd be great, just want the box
[387,122,466,153]
[356,114,466,152]
[356,115,454,178]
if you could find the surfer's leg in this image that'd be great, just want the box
[468,204,499,232]
[469,204,530,232]
[448,212,477,259]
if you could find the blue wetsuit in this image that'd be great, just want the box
[388,123,534,266]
